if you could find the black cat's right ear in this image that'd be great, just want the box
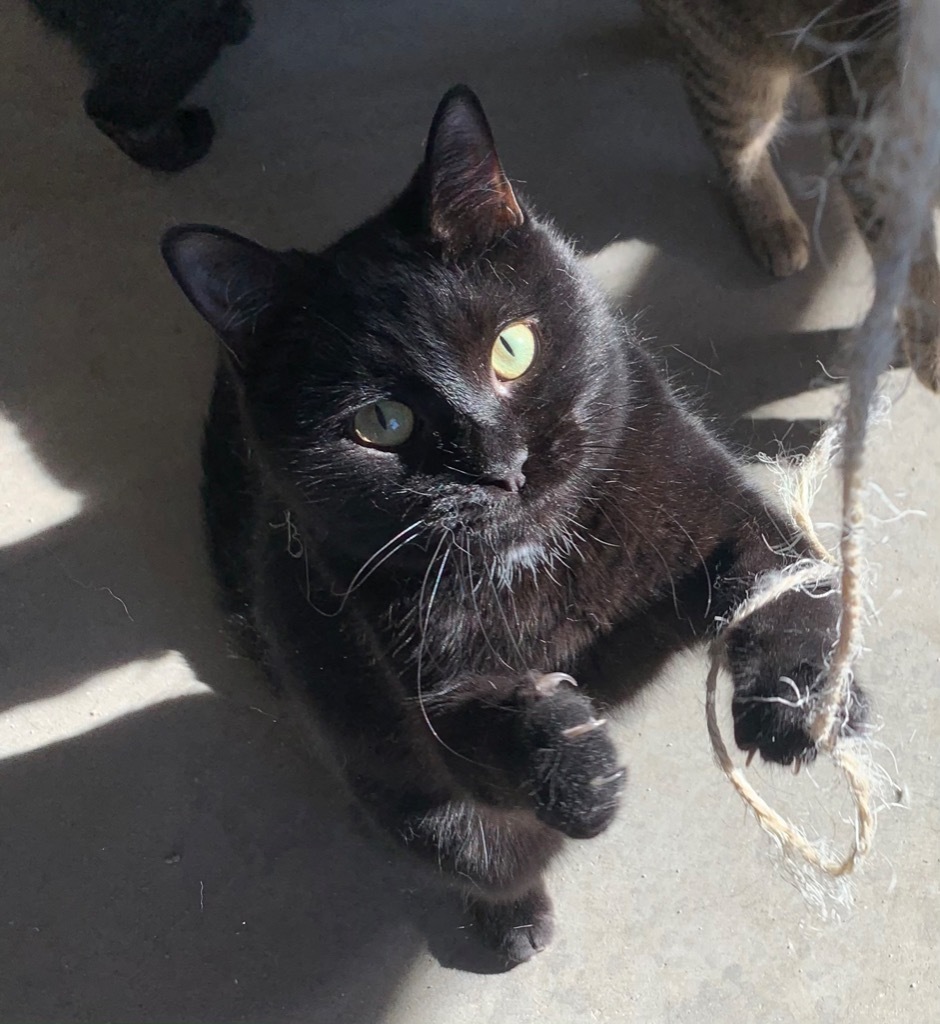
[161,225,285,354]
[423,85,524,255]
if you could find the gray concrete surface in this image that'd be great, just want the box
[1,1,937,1021]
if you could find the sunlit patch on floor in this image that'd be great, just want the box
[582,239,656,303]
[0,411,83,547]
[0,651,211,760]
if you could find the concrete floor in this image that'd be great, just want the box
[2,1,938,1021]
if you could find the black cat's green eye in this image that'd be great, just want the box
[353,400,414,449]
[491,322,536,381]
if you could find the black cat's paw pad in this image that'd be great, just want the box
[468,887,554,965]
[519,676,625,839]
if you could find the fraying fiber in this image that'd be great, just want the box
[706,0,939,899]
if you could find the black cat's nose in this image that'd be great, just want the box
[480,450,528,493]
[483,470,525,493]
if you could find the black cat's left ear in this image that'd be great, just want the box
[161,225,286,361]
[423,85,524,255]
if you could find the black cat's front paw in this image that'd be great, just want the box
[95,107,215,173]
[518,672,625,839]
[726,597,870,766]
[732,666,869,767]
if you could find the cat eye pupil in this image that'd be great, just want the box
[491,321,536,382]
[353,399,414,449]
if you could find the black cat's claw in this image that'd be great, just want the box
[533,671,577,695]
[561,717,607,740]
[519,677,624,839]
[745,747,757,768]
[591,768,627,788]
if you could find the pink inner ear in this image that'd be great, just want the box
[430,156,523,247]
[425,88,524,253]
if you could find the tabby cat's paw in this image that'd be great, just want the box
[518,672,625,839]
[901,307,940,392]
[746,214,810,278]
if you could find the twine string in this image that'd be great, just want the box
[706,0,940,884]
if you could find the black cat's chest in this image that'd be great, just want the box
[373,541,631,681]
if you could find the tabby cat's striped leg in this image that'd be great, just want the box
[685,64,810,277]
[898,221,940,392]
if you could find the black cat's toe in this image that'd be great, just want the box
[468,885,554,964]
[520,676,625,839]
[732,690,817,766]
[732,665,870,767]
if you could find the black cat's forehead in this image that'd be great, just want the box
[299,226,574,386]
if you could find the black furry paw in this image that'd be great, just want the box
[95,107,215,173]
[219,0,254,45]
[468,884,554,964]
[517,672,625,839]
[725,594,870,767]
[731,664,869,767]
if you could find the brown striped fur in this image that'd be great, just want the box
[641,0,939,389]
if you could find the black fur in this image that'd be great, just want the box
[162,86,868,963]
[26,0,252,171]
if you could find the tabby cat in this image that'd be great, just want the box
[161,86,866,964]
[641,0,939,390]
[26,0,253,171]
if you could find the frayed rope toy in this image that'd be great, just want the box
[706,0,939,894]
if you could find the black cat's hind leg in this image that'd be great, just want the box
[83,32,231,172]
[466,880,555,965]
[399,800,562,964]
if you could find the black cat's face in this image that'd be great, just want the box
[163,87,631,571]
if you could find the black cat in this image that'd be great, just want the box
[27,0,252,171]
[161,86,867,964]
